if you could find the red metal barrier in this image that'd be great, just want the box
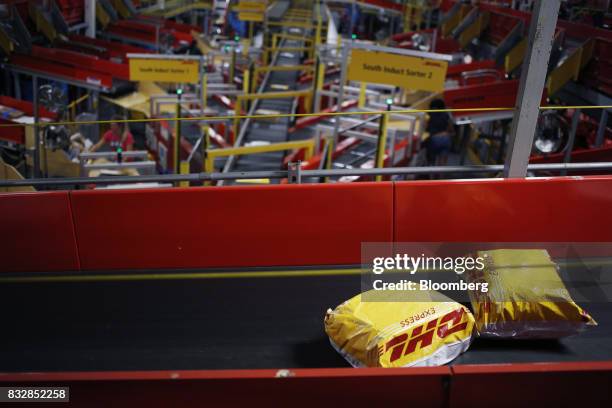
[531,146,612,167]
[443,80,520,116]
[10,54,115,90]
[0,367,449,408]
[394,177,612,242]
[449,362,612,408]
[0,192,79,272]
[69,183,394,270]
[30,46,130,81]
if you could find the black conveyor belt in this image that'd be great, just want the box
[1,267,611,373]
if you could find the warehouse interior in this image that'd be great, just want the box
[0,0,611,406]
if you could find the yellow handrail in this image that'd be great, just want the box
[204,139,316,173]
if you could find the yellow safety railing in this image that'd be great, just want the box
[66,94,90,123]
[271,33,314,47]
[6,106,612,132]
[250,65,314,97]
[146,0,211,18]
[267,20,317,30]
[203,139,316,174]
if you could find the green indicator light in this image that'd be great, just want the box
[386,98,393,105]
[224,45,230,52]
[177,88,184,96]
[117,148,123,153]
[351,34,357,40]
[234,35,240,42]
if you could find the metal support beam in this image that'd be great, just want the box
[84,0,96,38]
[4,162,612,188]
[595,110,609,148]
[503,0,560,178]
[32,76,41,179]
[562,108,581,176]
[332,43,351,144]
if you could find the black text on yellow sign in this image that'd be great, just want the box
[129,59,200,84]
[348,50,448,92]
[237,0,266,21]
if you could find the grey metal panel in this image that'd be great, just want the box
[266,0,290,20]
[504,0,561,178]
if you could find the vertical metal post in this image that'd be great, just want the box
[595,110,609,147]
[229,46,236,84]
[324,136,335,183]
[314,56,325,113]
[200,57,206,115]
[174,92,182,176]
[243,66,251,111]
[312,56,320,113]
[358,82,367,108]
[375,105,391,182]
[503,0,560,178]
[13,73,21,100]
[562,108,581,176]
[32,76,41,179]
[332,43,350,144]
[155,25,160,53]
[84,0,96,38]
[349,0,356,38]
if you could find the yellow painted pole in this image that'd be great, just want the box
[233,97,242,142]
[315,58,325,112]
[201,72,207,112]
[358,82,367,108]
[243,69,250,96]
[375,112,389,182]
[174,92,182,177]
[179,161,190,187]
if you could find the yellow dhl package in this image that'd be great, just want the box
[324,289,475,367]
[464,249,597,339]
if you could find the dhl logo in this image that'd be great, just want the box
[380,308,468,363]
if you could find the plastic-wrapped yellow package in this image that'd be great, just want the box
[324,289,475,367]
[464,249,597,339]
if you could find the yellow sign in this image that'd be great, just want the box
[237,1,266,11]
[348,49,448,92]
[237,0,266,20]
[129,58,200,83]
[239,12,264,22]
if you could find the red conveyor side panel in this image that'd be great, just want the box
[394,177,612,242]
[449,361,612,408]
[0,118,25,144]
[0,367,449,408]
[69,183,394,270]
[0,192,80,272]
